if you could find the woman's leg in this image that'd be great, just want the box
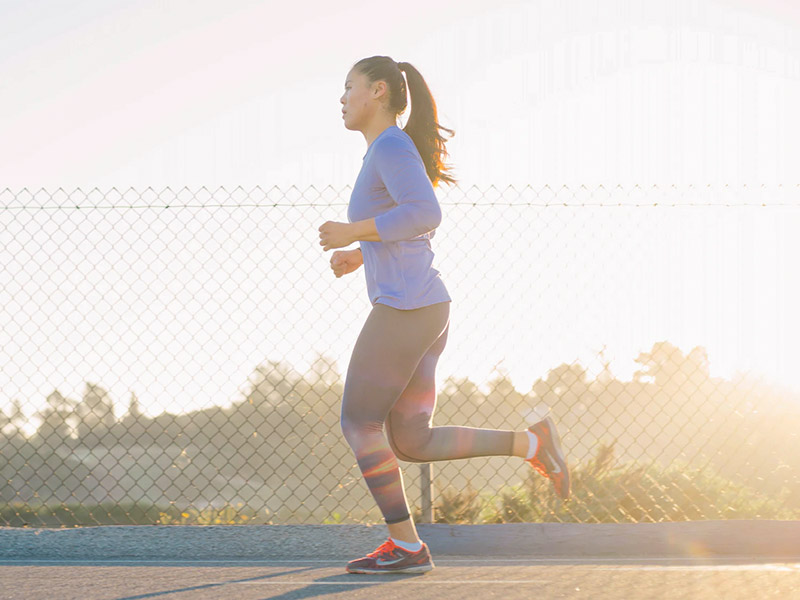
[385,320,516,464]
[385,321,571,503]
[340,301,452,526]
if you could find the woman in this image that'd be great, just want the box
[318,55,570,575]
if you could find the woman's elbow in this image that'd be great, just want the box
[425,203,442,232]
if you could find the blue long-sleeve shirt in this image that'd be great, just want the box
[347,125,452,310]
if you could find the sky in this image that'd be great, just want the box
[1,0,799,188]
[1,0,799,422]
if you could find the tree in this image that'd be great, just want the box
[308,353,341,387]
[75,383,116,442]
[127,391,143,419]
[633,342,709,387]
[33,390,77,444]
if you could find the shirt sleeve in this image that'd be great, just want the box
[372,135,442,243]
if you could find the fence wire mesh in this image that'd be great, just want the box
[1,184,799,527]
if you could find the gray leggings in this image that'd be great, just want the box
[340,300,515,525]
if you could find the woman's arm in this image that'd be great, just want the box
[369,136,442,243]
[349,218,382,242]
[321,136,441,249]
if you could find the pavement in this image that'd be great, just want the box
[2,521,800,599]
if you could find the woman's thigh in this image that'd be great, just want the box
[384,321,448,461]
[340,301,450,431]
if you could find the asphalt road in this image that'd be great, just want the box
[3,522,800,599]
[2,557,800,599]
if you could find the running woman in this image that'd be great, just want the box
[318,55,570,575]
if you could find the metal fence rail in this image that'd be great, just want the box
[1,184,799,527]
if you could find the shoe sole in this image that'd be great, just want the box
[532,416,570,500]
[542,416,567,469]
[347,562,434,574]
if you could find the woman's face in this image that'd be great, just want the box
[340,69,384,131]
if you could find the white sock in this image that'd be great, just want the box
[391,537,423,552]
[525,430,539,460]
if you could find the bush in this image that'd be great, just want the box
[422,442,798,524]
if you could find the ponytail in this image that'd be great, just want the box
[352,56,457,188]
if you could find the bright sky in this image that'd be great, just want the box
[1,0,799,421]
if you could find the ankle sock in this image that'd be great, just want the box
[525,430,539,460]
[391,537,423,552]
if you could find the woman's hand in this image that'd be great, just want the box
[330,249,363,278]
[319,221,355,251]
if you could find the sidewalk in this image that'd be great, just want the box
[2,520,799,561]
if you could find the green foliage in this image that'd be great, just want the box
[424,442,799,524]
[0,501,267,527]
[4,442,795,527]
[493,483,547,523]
[323,512,345,524]
[3,340,799,526]
[431,485,483,524]
[156,503,255,525]
[0,501,164,528]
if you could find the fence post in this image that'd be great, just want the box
[419,463,434,523]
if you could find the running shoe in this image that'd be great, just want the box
[345,537,435,574]
[526,416,571,500]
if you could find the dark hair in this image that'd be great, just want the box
[351,56,457,188]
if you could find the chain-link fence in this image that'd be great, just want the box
[2,185,799,527]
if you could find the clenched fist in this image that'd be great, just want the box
[319,220,354,251]
[330,249,363,278]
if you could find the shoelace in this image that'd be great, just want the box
[366,539,397,558]
[528,448,556,478]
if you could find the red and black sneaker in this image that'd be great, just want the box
[526,416,571,500]
[346,537,435,574]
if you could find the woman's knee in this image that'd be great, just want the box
[386,433,425,463]
[386,415,433,463]
[340,410,383,448]
[339,412,360,447]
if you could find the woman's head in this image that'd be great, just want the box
[340,56,457,188]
